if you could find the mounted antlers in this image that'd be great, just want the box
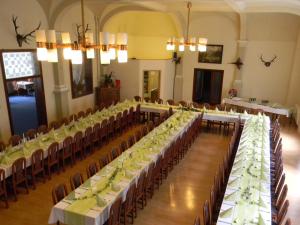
[75,24,90,43]
[12,15,41,47]
[260,55,277,67]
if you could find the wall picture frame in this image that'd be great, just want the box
[69,53,93,99]
[198,44,223,64]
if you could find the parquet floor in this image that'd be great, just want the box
[0,124,299,225]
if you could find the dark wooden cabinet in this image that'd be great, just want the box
[96,87,120,107]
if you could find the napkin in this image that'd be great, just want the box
[228,177,239,188]
[96,195,106,207]
[125,170,134,179]
[111,183,121,192]
[225,191,238,201]
[259,197,267,208]
[258,214,266,225]
[65,191,76,201]
[220,207,233,218]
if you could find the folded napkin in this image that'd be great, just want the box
[96,195,106,207]
[225,190,238,201]
[258,213,266,225]
[65,191,76,201]
[111,183,121,192]
[259,197,267,208]
[125,170,134,179]
[220,207,233,218]
[228,177,239,188]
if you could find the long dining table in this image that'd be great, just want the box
[48,110,199,225]
[217,114,271,225]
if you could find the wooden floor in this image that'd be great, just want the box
[0,123,299,225]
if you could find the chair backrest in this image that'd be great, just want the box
[93,105,99,113]
[70,172,84,190]
[52,183,68,204]
[108,197,122,225]
[110,147,120,161]
[60,117,69,126]
[0,141,6,152]
[203,200,211,225]
[69,114,77,122]
[0,169,6,194]
[25,129,37,140]
[145,163,154,187]
[77,111,85,119]
[86,162,99,178]
[84,127,93,144]
[169,107,173,116]
[12,157,26,182]
[275,173,285,198]
[37,124,48,134]
[148,121,154,131]
[135,130,142,142]
[203,103,210,109]
[47,142,59,164]
[167,99,175,105]
[127,135,135,148]
[194,216,201,225]
[86,108,93,116]
[74,131,83,151]
[134,96,141,101]
[99,155,110,169]
[210,186,215,217]
[278,200,289,225]
[9,135,21,146]
[157,98,163,104]
[178,100,187,107]
[284,218,291,225]
[136,171,146,196]
[119,140,128,153]
[141,125,148,137]
[124,183,136,212]
[63,136,73,155]
[100,119,108,135]
[49,121,61,130]
[276,184,288,210]
[31,149,44,172]
[92,123,101,140]
[144,97,150,102]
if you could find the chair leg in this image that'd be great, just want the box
[32,173,36,190]
[13,182,17,201]
[24,179,29,194]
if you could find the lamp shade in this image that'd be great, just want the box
[36,30,46,42]
[47,30,56,43]
[117,50,128,63]
[100,50,111,64]
[179,37,185,52]
[37,48,48,61]
[71,50,83,64]
[47,49,58,62]
[85,32,94,44]
[99,32,109,45]
[117,33,128,45]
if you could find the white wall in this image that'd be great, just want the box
[181,12,239,102]
[54,4,98,115]
[107,59,174,101]
[0,0,56,141]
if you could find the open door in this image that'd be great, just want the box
[0,50,47,135]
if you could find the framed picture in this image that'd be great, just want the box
[69,53,93,98]
[198,45,223,64]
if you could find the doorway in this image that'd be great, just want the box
[0,50,47,135]
[143,70,160,102]
[193,68,224,105]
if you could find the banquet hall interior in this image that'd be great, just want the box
[0,1,300,225]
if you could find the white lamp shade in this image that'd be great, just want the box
[198,44,207,52]
[47,30,56,43]
[71,50,83,64]
[61,32,71,44]
[99,32,109,45]
[179,37,185,52]
[100,50,111,64]
[36,30,46,42]
[117,33,128,45]
[37,48,47,61]
[47,49,58,62]
[198,38,208,45]
[190,37,196,44]
[109,34,116,45]
[109,48,116,60]
[87,49,95,59]
[118,50,128,63]
[85,32,94,44]
[63,47,72,60]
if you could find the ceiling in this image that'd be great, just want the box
[36,0,300,26]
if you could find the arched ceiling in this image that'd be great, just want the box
[36,0,300,27]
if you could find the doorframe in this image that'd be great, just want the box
[0,49,48,134]
[142,70,161,99]
[192,68,224,104]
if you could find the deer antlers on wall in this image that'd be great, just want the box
[12,15,41,47]
[260,55,277,67]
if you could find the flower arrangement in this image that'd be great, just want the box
[228,88,237,98]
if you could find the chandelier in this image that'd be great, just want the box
[166,2,207,52]
[35,0,128,65]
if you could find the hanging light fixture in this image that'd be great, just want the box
[35,0,128,64]
[166,2,207,52]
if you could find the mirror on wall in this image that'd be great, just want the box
[143,70,161,102]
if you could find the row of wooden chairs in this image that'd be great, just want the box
[51,112,203,225]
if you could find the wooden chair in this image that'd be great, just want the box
[135,104,144,123]
[37,124,48,134]
[84,127,94,155]
[69,114,77,122]
[108,116,115,138]
[178,100,187,107]
[144,163,155,202]
[110,147,121,161]
[147,121,154,131]
[144,97,150,102]
[52,183,68,204]
[31,149,46,189]
[127,107,134,127]
[194,217,201,225]
[49,121,61,130]
[127,135,135,148]
[108,197,122,225]
[92,123,101,149]
[121,184,136,225]
[141,125,148,137]
[12,157,29,200]
[166,99,175,105]
[99,155,110,169]
[285,219,291,225]
[134,96,141,102]
[70,172,84,190]
[157,98,163,104]
[0,169,8,208]
[203,200,211,225]
[86,162,99,178]
[100,119,108,145]
[61,136,74,171]
[77,111,85,119]
[114,113,122,135]
[121,110,128,132]
[60,117,69,126]
[9,135,21,147]
[93,105,99,113]
[0,141,6,152]
[73,131,84,161]
[25,129,37,140]
[135,130,142,142]
[169,107,173,116]
[119,140,128,153]
[274,200,289,225]
[86,108,93,116]
[135,171,146,210]
[45,142,60,179]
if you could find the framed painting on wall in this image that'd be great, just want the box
[69,53,93,98]
[198,44,223,64]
